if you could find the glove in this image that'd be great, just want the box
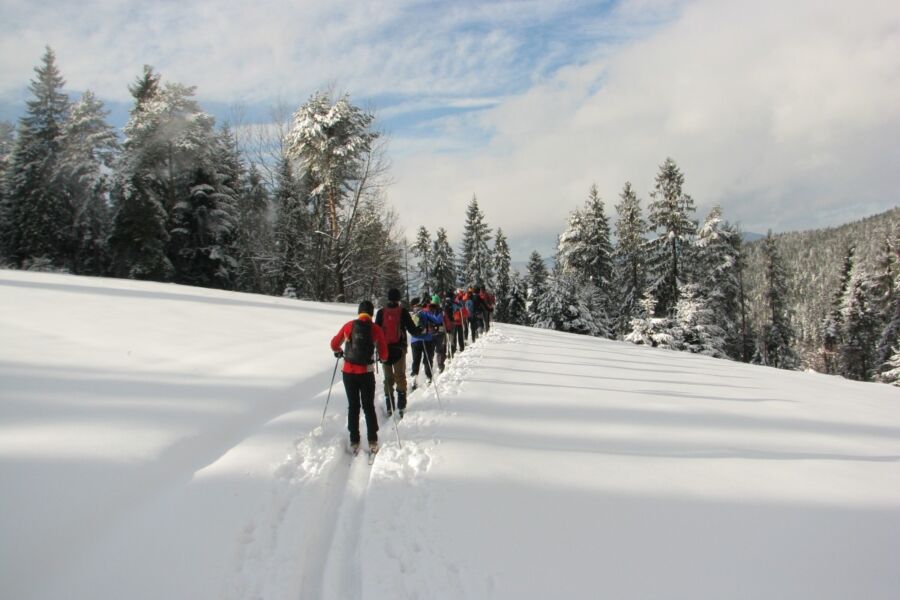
[334,350,344,358]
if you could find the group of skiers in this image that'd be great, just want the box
[329,286,496,454]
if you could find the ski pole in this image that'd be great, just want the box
[391,406,403,448]
[320,356,341,426]
[420,340,442,409]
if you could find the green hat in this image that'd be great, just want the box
[431,294,441,304]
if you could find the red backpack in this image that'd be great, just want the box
[381,306,402,345]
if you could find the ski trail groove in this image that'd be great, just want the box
[318,452,375,600]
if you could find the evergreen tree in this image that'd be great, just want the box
[672,283,727,357]
[646,158,696,316]
[271,156,308,296]
[56,90,119,274]
[580,185,614,289]
[505,271,529,325]
[431,227,456,294]
[879,345,900,386]
[694,206,741,358]
[107,173,172,280]
[235,163,272,293]
[839,267,879,381]
[557,207,586,276]
[624,292,676,348]
[613,182,647,337]
[492,228,512,322]
[413,226,432,295]
[872,232,899,374]
[526,250,548,325]
[169,164,238,289]
[2,47,71,266]
[286,90,378,302]
[756,232,797,368]
[534,268,597,335]
[110,66,222,283]
[820,245,854,374]
[460,195,492,287]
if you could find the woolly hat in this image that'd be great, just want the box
[431,294,441,304]
[387,288,401,302]
[358,300,374,316]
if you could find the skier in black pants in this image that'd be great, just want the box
[330,300,388,453]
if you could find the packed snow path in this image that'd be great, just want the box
[2,270,899,600]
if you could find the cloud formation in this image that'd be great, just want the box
[388,0,900,258]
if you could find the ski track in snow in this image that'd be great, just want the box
[227,330,496,599]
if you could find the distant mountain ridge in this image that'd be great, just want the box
[742,206,899,361]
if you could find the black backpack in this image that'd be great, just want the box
[343,319,375,365]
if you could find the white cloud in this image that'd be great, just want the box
[388,0,900,257]
[3,0,898,260]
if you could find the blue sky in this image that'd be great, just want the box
[2,0,899,261]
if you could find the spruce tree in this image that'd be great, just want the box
[880,346,900,386]
[757,232,797,369]
[56,90,119,274]
[613,182,647,337]
[624,292,675,348]
[526,250,548,325]
[839,268,879,381]
[492,228,512,322]
[431,227,456,294]
[672,283,727,357]
[646,158,697,316]
[413,226,432,295]
[557,207,586,276]
[694,206,741,358]
[534,268,597,336]
[872,232,898,374]
[460,195,493,287]
[235,163,272,293]
[820,245,854,374]
[107,174,172,280]
[271,156,308,296]
[506,272,529,325]
[110,66,221,283]
[2,47,71,266]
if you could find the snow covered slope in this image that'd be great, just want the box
[1,270,899,600]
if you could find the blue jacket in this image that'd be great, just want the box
[411,309,444,343]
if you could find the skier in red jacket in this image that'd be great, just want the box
[330,300,388,453]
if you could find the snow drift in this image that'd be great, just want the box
[1,269,898,600]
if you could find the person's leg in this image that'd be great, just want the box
[382,361,396,413]
[343,372,362,445]
[435,334,446,372]
[360,373,379,444]
[424,340,436,382]
[410,342,422,377]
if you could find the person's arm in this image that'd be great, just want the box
[402,308,422,336]
[330,322,351,353]
[372,323,388,361]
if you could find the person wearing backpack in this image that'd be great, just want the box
[374,288,420,418]
[441,291,457,361]
[479,287,495,332]
[409,297,444,391]
[330,300,388,454]
[429,294,451,373]
[469,286,486,343]
[451,289,468,354]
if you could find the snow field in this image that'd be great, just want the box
[2,269,900,600]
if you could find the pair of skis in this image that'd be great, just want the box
[349,442,379,465]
